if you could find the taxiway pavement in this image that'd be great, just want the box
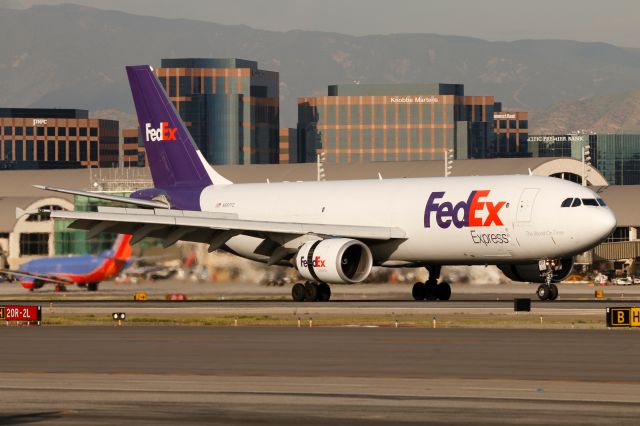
[1,327,640,425]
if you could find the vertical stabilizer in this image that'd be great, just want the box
[108,234,133,262]
[126,65,232,187]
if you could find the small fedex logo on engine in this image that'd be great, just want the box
[145,122,177,142]
[424,190,506,229]
[300,256,326,268]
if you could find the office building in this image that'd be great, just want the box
[297,83,496,163]
[492,106,529,157]
[122,128,146,167]
[0,108,119,169]
[156,58,279,165]
[527,133,640,185]
[278,128,297,164]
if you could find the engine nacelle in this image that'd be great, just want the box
[21,279,45,290]
[498,258,574,283]
[295,238,373,284]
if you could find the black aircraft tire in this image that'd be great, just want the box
[304,281,319,302]
[412,282,426,301]
[87,283,99,291]
[292,283,306,302]
[318,283,331,301]
[537,284,550,301]
[548,283,559,301]
[436,282,452,301]
[425,280,438,301]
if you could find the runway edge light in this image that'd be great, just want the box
[112,312,126,326]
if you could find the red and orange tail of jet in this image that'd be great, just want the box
[104,234,133,278]
[111,234,133,262]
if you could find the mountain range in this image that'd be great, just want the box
[2,3,640,131]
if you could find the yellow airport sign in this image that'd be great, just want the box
[133,292,148,301]
[0,306,4,320]
[606,307,640,327]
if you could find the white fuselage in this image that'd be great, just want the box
[198,175,616,266]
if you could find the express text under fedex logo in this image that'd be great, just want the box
[145,122,177,142]
[424,190,506,229]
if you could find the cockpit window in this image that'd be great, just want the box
[582,198,599,206]
[597,198,607,207]
[561,198,573,207]
[571,198,582,207]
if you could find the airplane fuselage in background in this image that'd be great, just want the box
[18,254,128,289]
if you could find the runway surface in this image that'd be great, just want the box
[2,327,640,424]
[1,280,635,302]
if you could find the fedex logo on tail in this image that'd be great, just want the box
[145,122,177,142]
[424,190,506,229]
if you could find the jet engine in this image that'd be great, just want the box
[498,257,574,283]
[295,238,373,284]
[21,279,45,290]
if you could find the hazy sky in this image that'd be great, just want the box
[2,0,639,48]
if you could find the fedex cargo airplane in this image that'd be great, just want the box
[1,234,132,291]
[40,66,616,301]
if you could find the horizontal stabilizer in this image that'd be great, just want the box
[0,269,72,285]
[15,207,40,219]
[34,185,169,209]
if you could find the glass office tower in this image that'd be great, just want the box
[492,105,529,157]
[527,133,640,185]
[157,58,279,165]
[297,83,497,163]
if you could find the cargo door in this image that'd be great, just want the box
[516,188,539,222]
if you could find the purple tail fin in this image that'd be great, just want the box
[126,65,231,188]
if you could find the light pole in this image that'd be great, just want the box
[444,148,454,177]
[317,151,326,182]
[581,144,591,186]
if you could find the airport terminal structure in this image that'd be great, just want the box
[1,157,639,275]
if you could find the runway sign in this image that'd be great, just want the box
[606,307,640,327]
[0,305,41,322]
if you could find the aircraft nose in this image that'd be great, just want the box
[595,208,617,241]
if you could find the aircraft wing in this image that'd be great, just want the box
[0,269,73,285]
[50,206,406,251]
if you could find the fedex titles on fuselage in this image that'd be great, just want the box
[424,190,510,246]
[145,122,177,142]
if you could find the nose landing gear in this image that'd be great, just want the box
[412,265,451,301]
[537,259,560,301]
[536,283,558,301]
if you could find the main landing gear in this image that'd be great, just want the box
[536,259,560,301]
[292,281,331,302]
[412,265,451,301]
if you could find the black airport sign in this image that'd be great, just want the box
[606,307,640,327]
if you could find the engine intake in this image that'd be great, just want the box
[498,258,574,283]
[296,238,373,284]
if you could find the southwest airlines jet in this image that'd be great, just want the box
[1,234,132,291]
[40,66,616,302]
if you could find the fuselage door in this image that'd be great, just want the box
[516,188,539,222]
